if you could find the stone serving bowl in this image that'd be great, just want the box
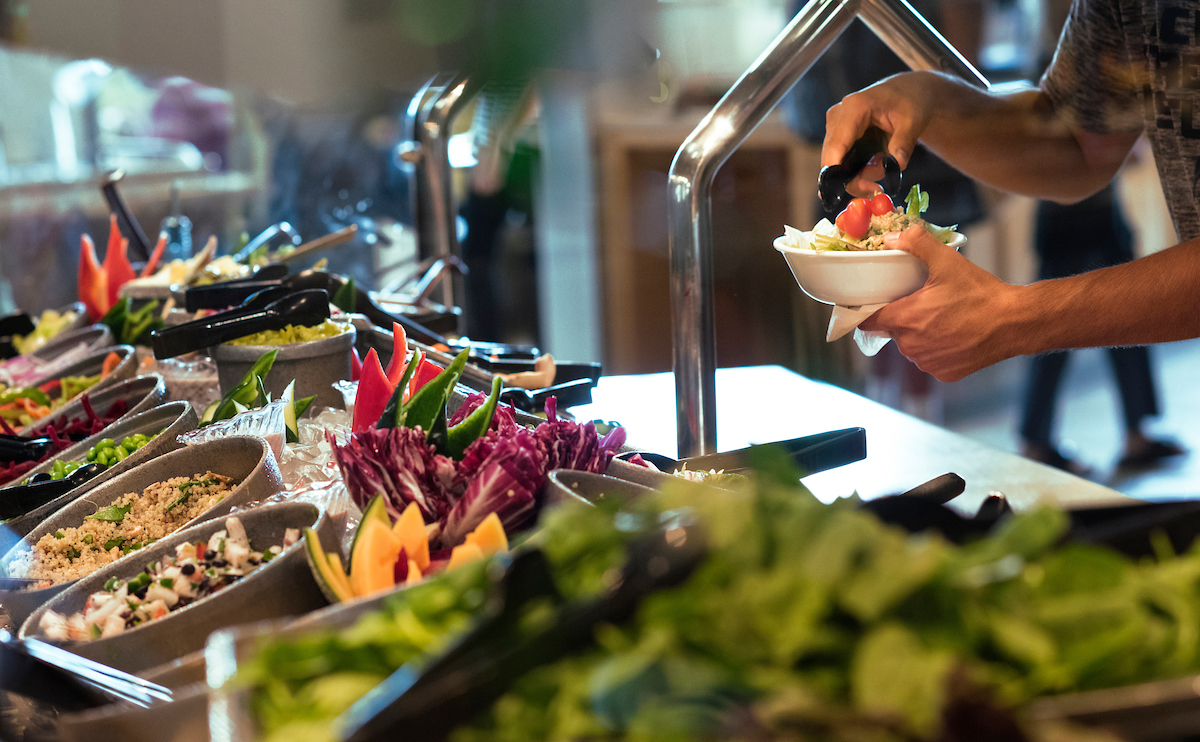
[28,324,113,364]
[212,321,355,414]
[0,401,198,543]
[17,373,168,448]
[773,232,966,306]
[19,345,139,433]
[0,435,283,628]
[21,500,336,674]
[546,468,657,506]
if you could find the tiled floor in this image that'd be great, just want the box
[941,338,1200,500]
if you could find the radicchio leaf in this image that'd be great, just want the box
[449,392,518,437]
[329,427,456,522]
[440,428,545,547]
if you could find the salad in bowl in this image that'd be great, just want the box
[774,185,966,306]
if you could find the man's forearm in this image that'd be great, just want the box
[1007,242,1200,354]
[912,73,1133,202]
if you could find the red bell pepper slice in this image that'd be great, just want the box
[384,322,409,385]
[102,215,136,309]
[141,231,168,278]
[78,234,109,321]
[352,348,396,433]
[409,356,444,396]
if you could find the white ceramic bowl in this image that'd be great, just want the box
[773,231,966,306]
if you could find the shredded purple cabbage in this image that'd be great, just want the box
[332,393,625,549]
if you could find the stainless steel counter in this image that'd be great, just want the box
[573,365,1128,513]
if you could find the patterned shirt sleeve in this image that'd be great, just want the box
[1040,0,1144,133]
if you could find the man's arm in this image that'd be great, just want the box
[859,227,1200,382]
[821,71,1140,203]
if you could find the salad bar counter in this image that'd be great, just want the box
[3,200,1195,742]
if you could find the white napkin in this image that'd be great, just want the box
[827,304,891,356]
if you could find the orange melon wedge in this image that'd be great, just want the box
[392,502,431,571]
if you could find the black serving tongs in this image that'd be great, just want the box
[619,427,867,478]
[334,526,708,742]
[0,463,105,520]
[0,630,172,711]
[817,125,903,216]
[150,288,331,359]
[101,170,153,262]
[0,435,54,465]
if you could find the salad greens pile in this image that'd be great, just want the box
[239,451,1200,742]
[808,185,958,252]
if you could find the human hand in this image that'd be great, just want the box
[859,226,1026,381]
[822,72,939,196]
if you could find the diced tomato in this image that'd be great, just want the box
[869,192,894,216]
[836,198,872,240]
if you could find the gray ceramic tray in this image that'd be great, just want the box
[28,343,136,393]
[0,435,284,628]
[22,500,335,674]
[20,372,167,438]
[1,401,198,542]
[27,324,113,364]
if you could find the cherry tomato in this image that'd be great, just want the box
[836,198,872,240]
[869,192,894,216]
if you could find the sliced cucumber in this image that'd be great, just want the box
[304,527,353,603]
[282,380,299,443]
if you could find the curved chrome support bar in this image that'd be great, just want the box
[667,0,989,458]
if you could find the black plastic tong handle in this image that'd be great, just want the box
[0,463,106,520]
[150,288,330,359]
[817,126,903,215]
[0,435,53,464]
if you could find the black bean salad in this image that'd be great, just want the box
[37,516,300,641]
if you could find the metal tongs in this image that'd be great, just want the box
[150,288,331,359]
[0,630,172,711]
[817,125,903,215]
[334,526,708,742]
[0,463,105,520]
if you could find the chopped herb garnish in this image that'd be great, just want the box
[159,578,174,589]
[54,531,64,539]
[86,502,132,523]
[65,546,81,561]
[103,577,119,591]
[104,538,123,551]
[83,534,93,544]
[89,624,102,639]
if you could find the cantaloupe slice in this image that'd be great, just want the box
[392,502,430,571]
[463,513,508,556]
[349,519,402,597]
[405,559,423,586]
[447,541,485,571]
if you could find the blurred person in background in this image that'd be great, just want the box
[1018,0,1183,473]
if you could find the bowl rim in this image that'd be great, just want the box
[773,231,966,257]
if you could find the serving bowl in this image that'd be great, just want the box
[0,435,284,627]
[25,344,137,406]
[212,321,356,414]
[27,323,113,364]
[773,231,966,306]
[22,500,336,674]
[0,401,198,542]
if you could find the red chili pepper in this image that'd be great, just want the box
[78,234,109,321]
[352,348,396,433]
[141,231,168,278]
[37,379,61,394]
[102,215,136,309]
[384,322,409,385]
[350,347,363,382]
[409,357,444,395]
